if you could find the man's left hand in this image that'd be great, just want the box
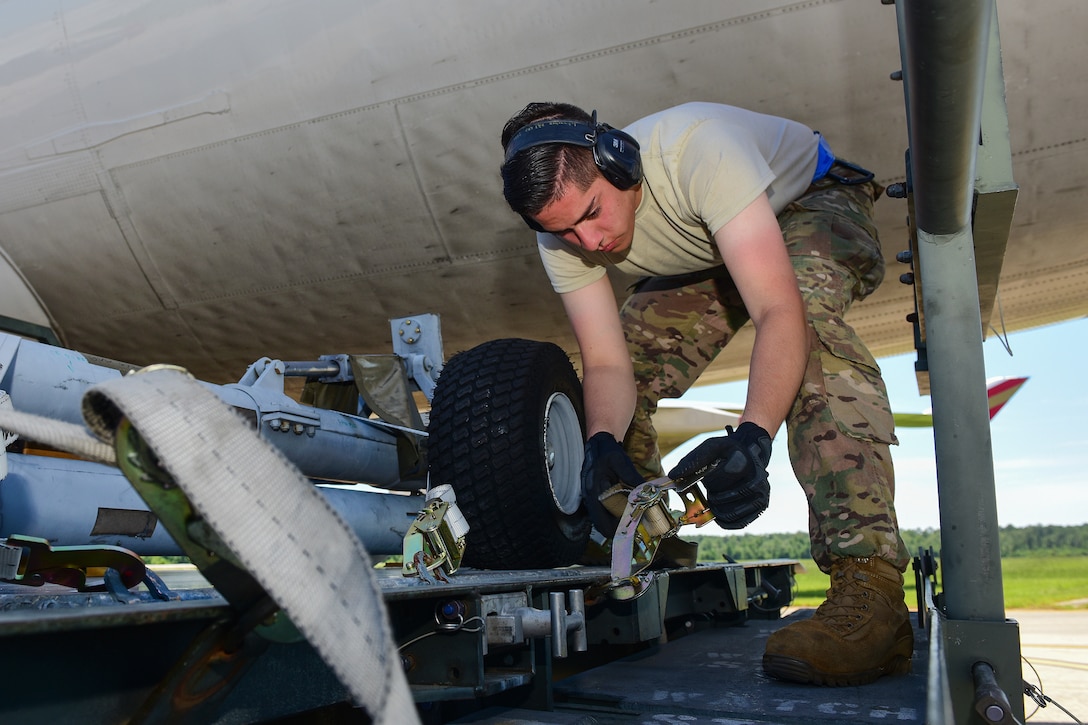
[581,432,644,537]
[667,421,772,529]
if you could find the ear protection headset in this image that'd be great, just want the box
[503,111,642,191]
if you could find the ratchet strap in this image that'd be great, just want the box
[1,368,418,725]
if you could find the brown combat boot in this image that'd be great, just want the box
[762,556,913,686]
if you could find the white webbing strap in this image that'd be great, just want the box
[0,406,116,465]
[0,543,21,580]
[3,369,418,724]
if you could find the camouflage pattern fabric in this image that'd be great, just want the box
[619,178,910,573]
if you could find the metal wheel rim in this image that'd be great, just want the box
[542,392,583,515]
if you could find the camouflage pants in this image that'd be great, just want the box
[620,179,910,573]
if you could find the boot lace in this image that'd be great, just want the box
[812,559,878,633]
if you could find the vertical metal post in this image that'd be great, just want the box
[897,1,1024,721]
[902,0,1004,620]
[916,225,1005,619]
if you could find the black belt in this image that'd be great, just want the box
[823,158,875,186]
[630,265,732,293]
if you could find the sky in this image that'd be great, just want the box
[666,316,1088,537]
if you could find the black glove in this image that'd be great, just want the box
[581,431,644,537]
[667,421,772,530]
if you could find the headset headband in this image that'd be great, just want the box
[502,110,642,192]
[503,117,599,164]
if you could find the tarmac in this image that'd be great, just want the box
[1014,609,1088,725]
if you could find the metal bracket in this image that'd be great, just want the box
[0,534,145,592]
[484,590,587,658]
[390,315,443,401]
[316,353,353,383]
[228,357,322,435]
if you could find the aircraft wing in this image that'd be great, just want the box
[652,399,744,456]
[0,1,1085,385]
[891,376,1028,428]
[656,376,1027,453]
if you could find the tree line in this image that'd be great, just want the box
[688,524,1088,563]
[147,523,1085,567]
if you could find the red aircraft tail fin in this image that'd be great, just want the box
[986,376,1028,420]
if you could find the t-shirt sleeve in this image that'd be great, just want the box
[676,121,776,236]
[537,233,608,294]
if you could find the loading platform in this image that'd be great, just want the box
[0,559,929,724]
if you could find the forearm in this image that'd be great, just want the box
[582,361,637,440]
[741,305,807,434]
[557,277,637,441]
[711,193,808,434]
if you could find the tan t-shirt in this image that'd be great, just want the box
[538,102,819,293]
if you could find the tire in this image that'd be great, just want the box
[428,338,590,569]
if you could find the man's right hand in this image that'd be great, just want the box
[581,431,644,537]
[667,422,772,529]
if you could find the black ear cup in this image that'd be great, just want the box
[591,124,642,190]
[504,113,642,190]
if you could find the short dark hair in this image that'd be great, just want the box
[500,102,601,219]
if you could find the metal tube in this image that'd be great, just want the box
[1,335,122,425]
[917,226,1004,621]
[214,382,406,488]
[550,591,568,658]
[900,0,992,234]
[893,14,1026,722]
[1,332,411,489]
[569,589,588,653]
[900,0,1005,621]
[971,661,1013,724]
[281,360,342,378]
[0,453,419,557]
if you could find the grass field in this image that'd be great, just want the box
[788,555,1088,610]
